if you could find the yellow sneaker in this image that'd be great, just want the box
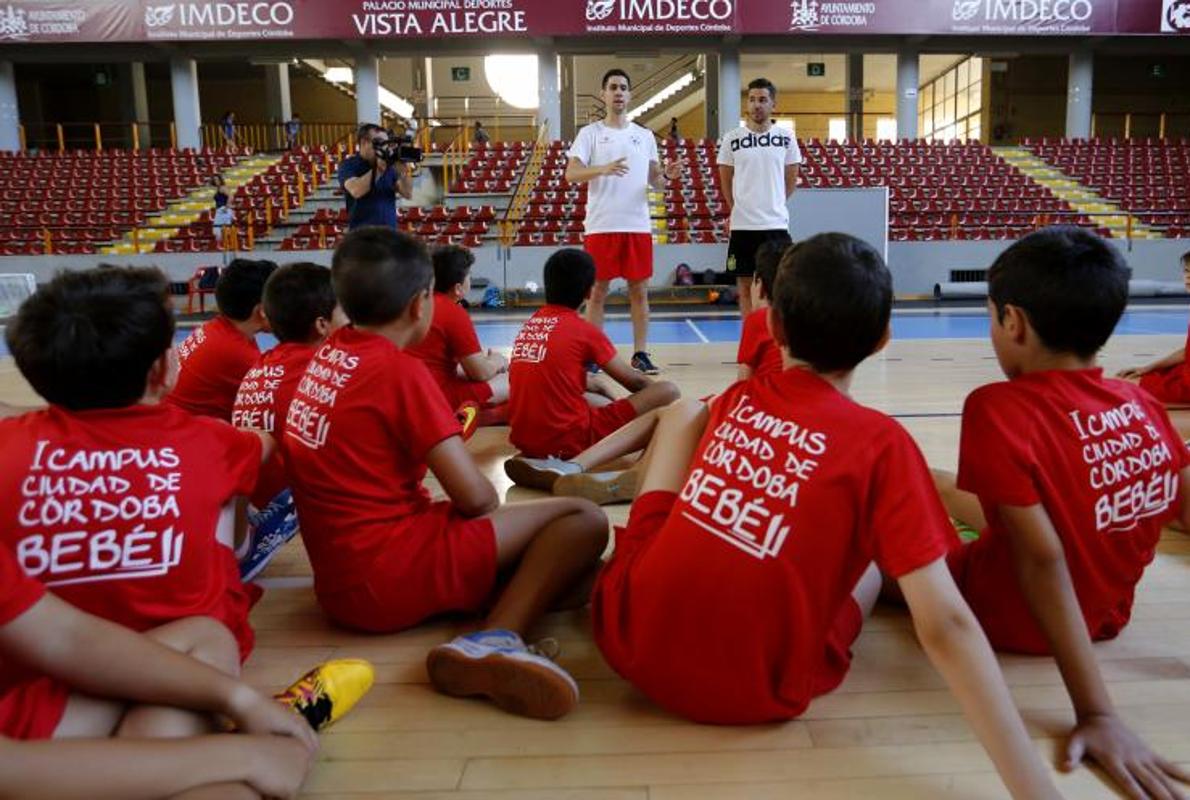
[275,658,375,732]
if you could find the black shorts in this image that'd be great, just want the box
[726,229,793,278]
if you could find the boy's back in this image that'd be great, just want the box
[168,315,260,420]
[593,368,956,723]
[283,326,462,597]
[508,305,616,457]
[0,403,262,653]
[954,368,1185,653]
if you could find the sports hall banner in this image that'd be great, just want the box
[0,0,1185,43]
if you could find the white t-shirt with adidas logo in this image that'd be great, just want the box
[717,125,803,230]
[568,121,659,234]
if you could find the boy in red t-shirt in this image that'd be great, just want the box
[934,228,1190,797]
[502,249,680,503]
[592,234,1060,799]
[1,267,271,661]
[408,245,509,415]
[284,228,609,720]
[0,542,321,796]
[1119,250,1190,405]
[233,262,342,582]
[737,235,790,381]
[168,258,277,421]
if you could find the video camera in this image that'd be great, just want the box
[372,129,423,164]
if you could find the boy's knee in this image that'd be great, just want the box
[654,380,681,406]
[568,499,610,549]
[178,617,241,677]
[663,397,705,424]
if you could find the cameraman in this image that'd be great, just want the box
[339,123,413,230]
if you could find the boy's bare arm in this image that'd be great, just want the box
[252,430,277,464]
[0,594,317,749]
[425,436,499,517]
[0,734,310,800]
[898,559,1061,800]
[1118,347,1184,379]
[459,351,505,383]
[601,356,650,393]
[1000,502,1189,799]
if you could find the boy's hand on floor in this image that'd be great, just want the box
[1064,713,1189,799]
[1116,367,1146,380]
[229,684,319,752]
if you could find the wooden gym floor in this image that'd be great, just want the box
[1,322,1187,799]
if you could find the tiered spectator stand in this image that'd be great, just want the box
[0,148,237,255]
[1024,137,1190,238]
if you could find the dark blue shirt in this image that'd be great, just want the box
[337,154,398,229]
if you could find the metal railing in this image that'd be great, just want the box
[577,54,702,127]
[499,122,553,246]
[200,122,358,152]
[1091,112,1190,140]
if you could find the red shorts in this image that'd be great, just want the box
[0,676,70,740]
[585,232,654,283]
[548,398,637,461]
[441,376,495,409]
[593,492,864,721]
[1140,365,1190,404]
[316,500,498,633]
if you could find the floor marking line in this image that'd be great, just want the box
[685,318,710,344]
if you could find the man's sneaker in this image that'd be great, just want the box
[456,401,481,442]
[240,489,300,582]
[426,630,578,720]
[554,468,638,506]
[631,351,660,375]
[504,455,582,491]
[275,659,375,732]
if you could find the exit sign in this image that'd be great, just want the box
[807,62,825,77]
[451,66,471,82]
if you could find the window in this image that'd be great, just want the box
[828,118,847,142]
[917,56,983,142]
[876,117,897,141]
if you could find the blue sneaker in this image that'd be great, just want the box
[631,351,661,375]
[426,629,578,719]
[239,489,300,582]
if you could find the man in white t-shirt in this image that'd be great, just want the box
[717,77,802,317]
[565,69,680,376]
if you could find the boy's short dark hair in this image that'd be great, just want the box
[988,226,1128,359]
[601,69,631,89]
[771,233,891,373]
[432,245,475,293]
[1181,250,1190,264]
[215,258,277,322]
[544,248,596,309]
[332,227,433,326]
[747,77,777,99]
[754,234,793,299]
[8,266,174,411]
[263,262,337,344]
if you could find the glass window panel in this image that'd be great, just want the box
[876,117,897,141]
[956,90,969,119]
[828,118,846,142]
[970,57,983,79]
[969,123,981,142]
[923,83,934,108]
[943,70,955,99]
[968,81,981,110]
[956,59,969,88]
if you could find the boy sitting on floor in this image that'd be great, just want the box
[232,262,343,581]
[590,233,1061,799]
[283,228,609,720]
[1119,249,1190,405]
[502,248,679,503]
[168,258,277,421]
[934,227,1190,798]
[737,235,791,381]
[408,244,510,419]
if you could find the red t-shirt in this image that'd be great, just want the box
[283,327,462,596]
[956,369,1187,654]
[596,368,956,722]
[232,342,317,506]
[737,307,782,378]
[0,404,261,659]
[167,316,260,421]
[407,293,484,401]
[508,305,618,458]
[1138,324,1190,404]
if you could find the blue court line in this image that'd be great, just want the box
[0,308,1186,358]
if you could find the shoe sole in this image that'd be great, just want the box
[426,647,577,720]
[554,470,637,506]
[503,458,565,491]
[633,365,661,376]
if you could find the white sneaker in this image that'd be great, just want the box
[426,629,579,720]
[503,456,582,491]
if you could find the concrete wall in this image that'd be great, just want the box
[3,239,1187,299]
